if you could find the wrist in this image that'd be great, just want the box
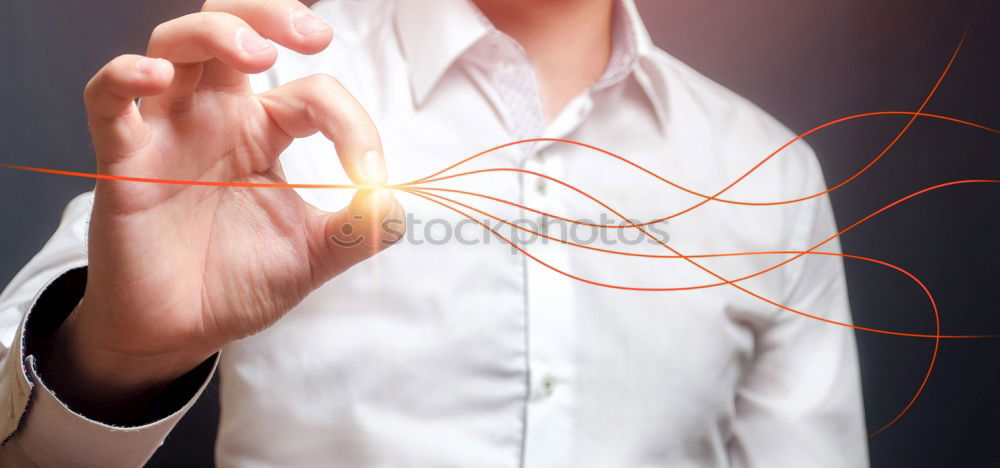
[37,302,212,422]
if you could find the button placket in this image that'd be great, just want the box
[521,145,575,468]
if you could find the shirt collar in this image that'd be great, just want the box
[596,0,654,88]
[394,0,492,106]
[395,0,665,130]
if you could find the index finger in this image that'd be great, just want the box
[202,0,333,55]
[258,74,386,186]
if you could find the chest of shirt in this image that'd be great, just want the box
[229,76,788,417]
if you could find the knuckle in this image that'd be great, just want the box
[196,11,226,27]
[83,56,128,104]
[149,20,171,44]
[150,17,176,36]
[150,12,237,43]
[197,11,244,30]
[307,73,341,90]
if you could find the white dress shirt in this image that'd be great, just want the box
[0,0,868,466]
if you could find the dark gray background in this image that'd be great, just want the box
[2,1,998,466]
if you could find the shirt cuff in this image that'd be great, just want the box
[0,266,218,467]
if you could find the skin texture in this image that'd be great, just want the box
[42,0,615,424]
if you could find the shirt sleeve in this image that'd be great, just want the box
[0,192,218,467]
[727,158,870,467]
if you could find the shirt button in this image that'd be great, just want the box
[535,177,547,196]
[541,375,556,397]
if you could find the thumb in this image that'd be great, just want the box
[308,189,405,285]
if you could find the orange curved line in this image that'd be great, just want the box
[405,34,969,227]
[403,181,999,339]
[12,111,992,235]
[0,30,987,440]
[408,175,999,320]
[406,186,976,266]
[3,111,993,199]
[0,165,365,190]
[406,111,997,229]
[406,107,1000,229]
[409,111,998,202]
[403,189,946,438]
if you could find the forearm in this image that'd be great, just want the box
[0,194,216,466]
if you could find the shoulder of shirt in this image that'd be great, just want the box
[639,46,826,190]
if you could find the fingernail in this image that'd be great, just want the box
[238,28,272,53]
[292,11,329,37]
[136,58,167,75]
[360,150,387,184]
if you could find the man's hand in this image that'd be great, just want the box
[41,0,403,420]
